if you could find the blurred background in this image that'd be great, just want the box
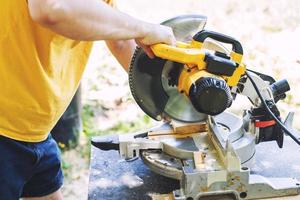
[56,0,300,199]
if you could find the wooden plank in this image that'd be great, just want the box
[148,122,207,138]
[171,121,207,134]
[150,193,174,200]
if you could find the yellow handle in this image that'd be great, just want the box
[150,42,205,66]
[149,41,245,87]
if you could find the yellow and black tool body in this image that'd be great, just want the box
[150,30,246,115]
[129,16,246,122]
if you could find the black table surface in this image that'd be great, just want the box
[88,134,300,200]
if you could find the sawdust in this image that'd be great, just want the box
[89,173,143,190]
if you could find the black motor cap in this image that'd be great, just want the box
[189,77,233,115]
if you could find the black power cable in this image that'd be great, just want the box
[245,70,300,145]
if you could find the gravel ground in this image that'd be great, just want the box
[61,0,300,199]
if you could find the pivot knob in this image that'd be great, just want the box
[189,77,233,115]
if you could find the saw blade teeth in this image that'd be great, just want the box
[128,47,141,105]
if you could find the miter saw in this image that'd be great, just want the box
[92,15,300,200]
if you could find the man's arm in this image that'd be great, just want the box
[105,39,136,72]
[27,0,175,45]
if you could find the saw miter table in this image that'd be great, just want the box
[90,15,300,200]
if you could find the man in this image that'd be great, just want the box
[0,0,176,199]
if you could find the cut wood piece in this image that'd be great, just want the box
[148,133,199,140]
[148,129,174,136]
[149,193,174,200]
[171,121,207,134]
[148,122,207,139]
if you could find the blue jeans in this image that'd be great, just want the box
[0,134,63,199]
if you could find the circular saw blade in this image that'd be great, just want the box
[129,15,208,122]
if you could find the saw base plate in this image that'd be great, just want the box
[125,112,300,200]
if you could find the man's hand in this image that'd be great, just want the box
[106,24,175,71]
[135,24,176,58]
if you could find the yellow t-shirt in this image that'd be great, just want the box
[0,0,113,142]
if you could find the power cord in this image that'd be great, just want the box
[245,70,300,145]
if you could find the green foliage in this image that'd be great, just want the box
[61,159,72,178]
[82,104,153,137]
[81,104,95,137]
[62,159,71,170]
[102,114,153,134]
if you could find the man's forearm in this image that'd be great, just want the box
[28,0,151,41]
[106,40,136,72]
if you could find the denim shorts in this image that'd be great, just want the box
[0,134,63,199]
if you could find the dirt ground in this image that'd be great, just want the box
[61,0,300,199]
